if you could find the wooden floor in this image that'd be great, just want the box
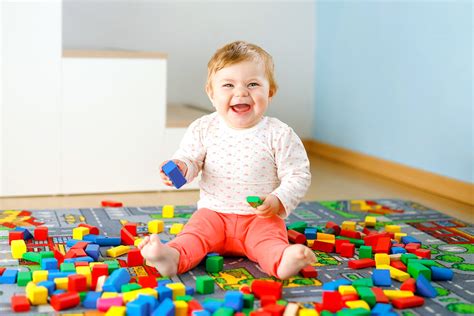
[0,154,472,223]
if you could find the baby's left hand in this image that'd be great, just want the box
[255,194,285,218]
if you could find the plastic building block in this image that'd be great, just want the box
[97,296,124,312]
[352,278,373,288]
[383,290,414,300]
[162,160,187,189]
[11,295,30,312]
[358,245,372,259]
[374,253,390,267]
[95,236,122,246]
[78,223,100,235]
[400,278,416,292]
[196,275,215,294]
[340,243,355,258]
[34,226,48,240]
[322,291,343,313]
[384,225,401,233]
[338,285,357,295]
[50,292,80,311]
[0,269,18,284]
[122,288,157,303]
[17,271,32,287]
[106,245,130,258]
[121,283,142,293]
[339,229,361,239]
[206,256,224,273]
[391,247,406,254]
[32,270,48,283]
[9,230,24,245]
[304,227,317,240]
[415,274,437,298]
[120,227,136,245]
[348,258,375,269]
[316,232,336,243]
[335,239,350,253]
[165,282,185,300]
[105,306,126,316]
[73,227,90,240]
[148,220,164,234]
[68,274,88,292]
[364,216,376,227]
[82,291,101,309]
[414,248,431,259]
[153,297,175,316]
[371,286,390,304]
[102,268,131,292]
[373,237,391,254]
[170,223,184,235]
[391,295,424,309]
[101,200,123,207]
[162,205,175,218]
[431,266,453,281]
[346,300,370,310]
[26,282,48,305]
[41,258,58,270]
[251,280,282,299]
[85,244,100,261]
[322,278,352,291]
[287,229,307,244]
[157,285,173,302]
[126,295,151,316]
[247,196,263,208]
[407,262,431,281]
[224,291,243,311]
[311,240,334,252]
[341,221,356,231]
[127,248,144,267]
[138,275,157,288]
[372,269,392,287]
[300,265,318,278]
[11,239,27,259]
[401,236,421,244]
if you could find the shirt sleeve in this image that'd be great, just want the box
[171,118,206,183]
[270,126,311,218]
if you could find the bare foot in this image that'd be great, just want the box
[276,244,316,280]
[138,234,180,277]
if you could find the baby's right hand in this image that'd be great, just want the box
[159,160,188,186]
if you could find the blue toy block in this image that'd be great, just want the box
[401,236,421,244]
[162,160,187,189]
[152,297,175,316]
[416,274,437,298]
[304,228,317,240]
[48,271,74,281]
[193,311,211,316]
[157,279,172,287]
[202,300,224,313]
[0,269,18,284]
[223,291,243,311]
[14,227,33,240]
[156,285,173,302]
[102,268,131,292]
[322,278,352,291]
[372,269,392,287]
[41,258,58,270]
[371,303,393,315]
[431,266,453,281]
[66,239,92,247]
[126,297,149,316]
[83,291,101,309]
[83,234,98,243]
[85,244,100,261]
[390,247,407,254]
[52,289,66,296]
[38,280,56,295]
[136,294,157,311]
[95,236,121,246]
[185,285,195,296]
[64,256,95,264]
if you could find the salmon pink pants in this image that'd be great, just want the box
[166,208,290,277]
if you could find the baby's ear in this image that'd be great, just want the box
[205,85,214,101]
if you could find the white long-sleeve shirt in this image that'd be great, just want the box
[172,112,311,218]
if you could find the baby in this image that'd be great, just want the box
[139,41,316,280]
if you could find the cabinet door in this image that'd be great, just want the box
[1,2,61,196]
[61,57,166,194]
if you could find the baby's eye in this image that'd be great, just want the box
[223,83,233,88]
[248,82,259,87]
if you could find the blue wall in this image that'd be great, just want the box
[314,1,472,183]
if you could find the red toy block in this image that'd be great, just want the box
[127,248,144,267]
[405,243,421,253]
[0,267,6,276]
[68,274,88,292]
[101,200,123,207]
[8,231,24,245]
[348,258,375,269]
[362,227,378,235]
[121,228,135,246]
[71,241,89,249]
[260,295,277,307]
[52,246,65,265]
[322,291,343,313]
[335,239,351,253]
[11,295,30,312]
[91,264,109,290]
[34,226,48,241]
[251,280,282,299]
[300,265,318,278]
[249,311,272,316]
[400,278,416,292]
[414,248,431,259]
[123,223,138,236]
[239,284,251,294]
[64,248,87,259]
[341,293,359,303]
[392,295,425,309]
[325,221,341,235]
[138,276,157,288]
[78,223,100,235]
[392,243,405,248]
[371,286,389,303]
[287,229,306,244]
[50,292,81,311]
[363,232,390,247]
[312,240,335,253]
[373,236,391,254]
[339,229,361,239]
[263,303,286,315]
[340,243,355,258]
[187,300,203,314]
[390,260,407,272]
[74,261,89,267]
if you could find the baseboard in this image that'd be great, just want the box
[302,139,474,206]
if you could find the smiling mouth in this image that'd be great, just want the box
[231,104,251,113]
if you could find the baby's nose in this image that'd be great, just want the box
[234,86,249,97]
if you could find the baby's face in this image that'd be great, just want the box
[207,60,271,129]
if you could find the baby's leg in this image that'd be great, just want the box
[138,234,180,277]
[276,244,316,280]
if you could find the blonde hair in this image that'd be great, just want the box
[206,41,278,97]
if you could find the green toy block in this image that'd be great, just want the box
[243,293,255,308]
[79,291,87,302]
[287,221,308,233]
[39,251,54,260]
[206,256,224,273]
[17,271,32,286]
[401,253,418,265]
[176,295,194,302]
[103,260,120,273]
[336,236,364,247]
[60,262,76,273]
[352,278,373,288]
[246,196,263,208]
[22,252,41,263]
[121,283,142,293]
[407,262,431,280]
[358,246,372,259]
[356,286,376,307]
[337,308,370,316]
[213,307,234,316]
[406,259,437,267]
[196,275,215,294]
[276,299,287,306]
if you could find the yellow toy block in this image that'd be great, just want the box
[32,270,48,283]
[341,221,356,231]
[170,223,184,235]
[122,288,157,303]
[377,264,411,282]
[383,290,414,300]
[306,239,315,247]
[105,306,126,316]
[11,239,27,259]
[298,309,318,316]
[346,300,370,310]
[316,233,336,243]
[375,253,390,267]
[148,220,164,234]
[73,227,90,240]
[102,292,119,298]
[175,300,188,316]
[162,205,174,218]
[364,216,376,227]
[26,282,48,305]
[394,232,407,242]
[106,245,130,258]
[76,266,92,286]
[338,285,357,295]
[54,277,69,290]
[166,282,186,300]
[385,225,401,233]
[134,238,143,247]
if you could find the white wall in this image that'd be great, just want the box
[62,0,315,137]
